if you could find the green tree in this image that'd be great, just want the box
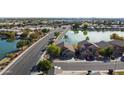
[5,31,16,39]
[54,32,60,37]
[42,29,49,33]
[105,47,113,57]
[0,31,15,39]
[64,35,68,39]
[110,33,117,39]
[98,47,113,57]
[7,53,16,60]
[110,33,124,40]
[24,28,32,32]
[83,23,88,30]
[37,60,53,74]
[16,40,30,49]
[47,44,61,57]
[20,31,29,39]
[83,31,88,35]
[30,32,39,40]
[86,36,89,40]
[98,48,105,56]
[72,23,81,30]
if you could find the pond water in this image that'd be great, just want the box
[62,30,124,44]
[0,39,19,60]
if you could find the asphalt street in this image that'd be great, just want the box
[54,62,124,71]
[2,27,69,75]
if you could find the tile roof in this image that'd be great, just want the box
[78,40,92,46]
[56,41,75,52]
[109,40,124,47]
[95,41,112,48]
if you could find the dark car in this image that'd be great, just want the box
[103,57,110,63]
[40,48,45,52]
[121,56,124,62]
[30,65,38,72]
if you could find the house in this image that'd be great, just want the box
[56,41,75,60]
[88,44,99,50]
[78,40,93,49]
[109,40,124,48]
[95,41,112,49]
[77,40,96,60]
[109,40,124,57]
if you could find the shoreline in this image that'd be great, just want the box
[0,36,40,71]
[0,39,20,61]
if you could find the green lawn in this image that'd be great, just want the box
[0,58,10,64]
[114,71,124,75]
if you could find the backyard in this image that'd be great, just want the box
[47,30,124,63]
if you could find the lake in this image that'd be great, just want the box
[62,30,124,44]
[0,39,19,60]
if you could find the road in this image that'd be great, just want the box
[1,27,70,75]
[54,61,124,71]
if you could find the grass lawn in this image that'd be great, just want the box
[114,71,124,75]
[0,58,10,65]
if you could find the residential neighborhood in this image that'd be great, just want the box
[1,1,124,93]
[1,18,124,75]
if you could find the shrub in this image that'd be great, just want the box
[83,31,88,35]
[54,32,60,37]
[86,36,89,40]
[47,44,61,57]
[110,33,124,40]
[37,60,53,74]
[16,40,30,49]
[42,29,49,33]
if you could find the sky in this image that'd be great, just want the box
[0,0,124,18]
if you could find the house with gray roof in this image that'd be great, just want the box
[56,41,75,60]
[95,41,112,48]
[109,40,124,57]
[109,40,124,48]
[76,40,97,60]
[78,40,92,48]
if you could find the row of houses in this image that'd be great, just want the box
[56,40,124,60]
[0,26,54,32]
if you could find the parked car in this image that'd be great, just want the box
[103,57,110,63]
[30,65,38,72]
[121,56,124,62]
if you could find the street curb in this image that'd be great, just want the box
[36,51,47,65]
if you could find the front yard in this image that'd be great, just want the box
[114,71,124,75]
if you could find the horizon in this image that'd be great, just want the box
[1,17,124,19]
